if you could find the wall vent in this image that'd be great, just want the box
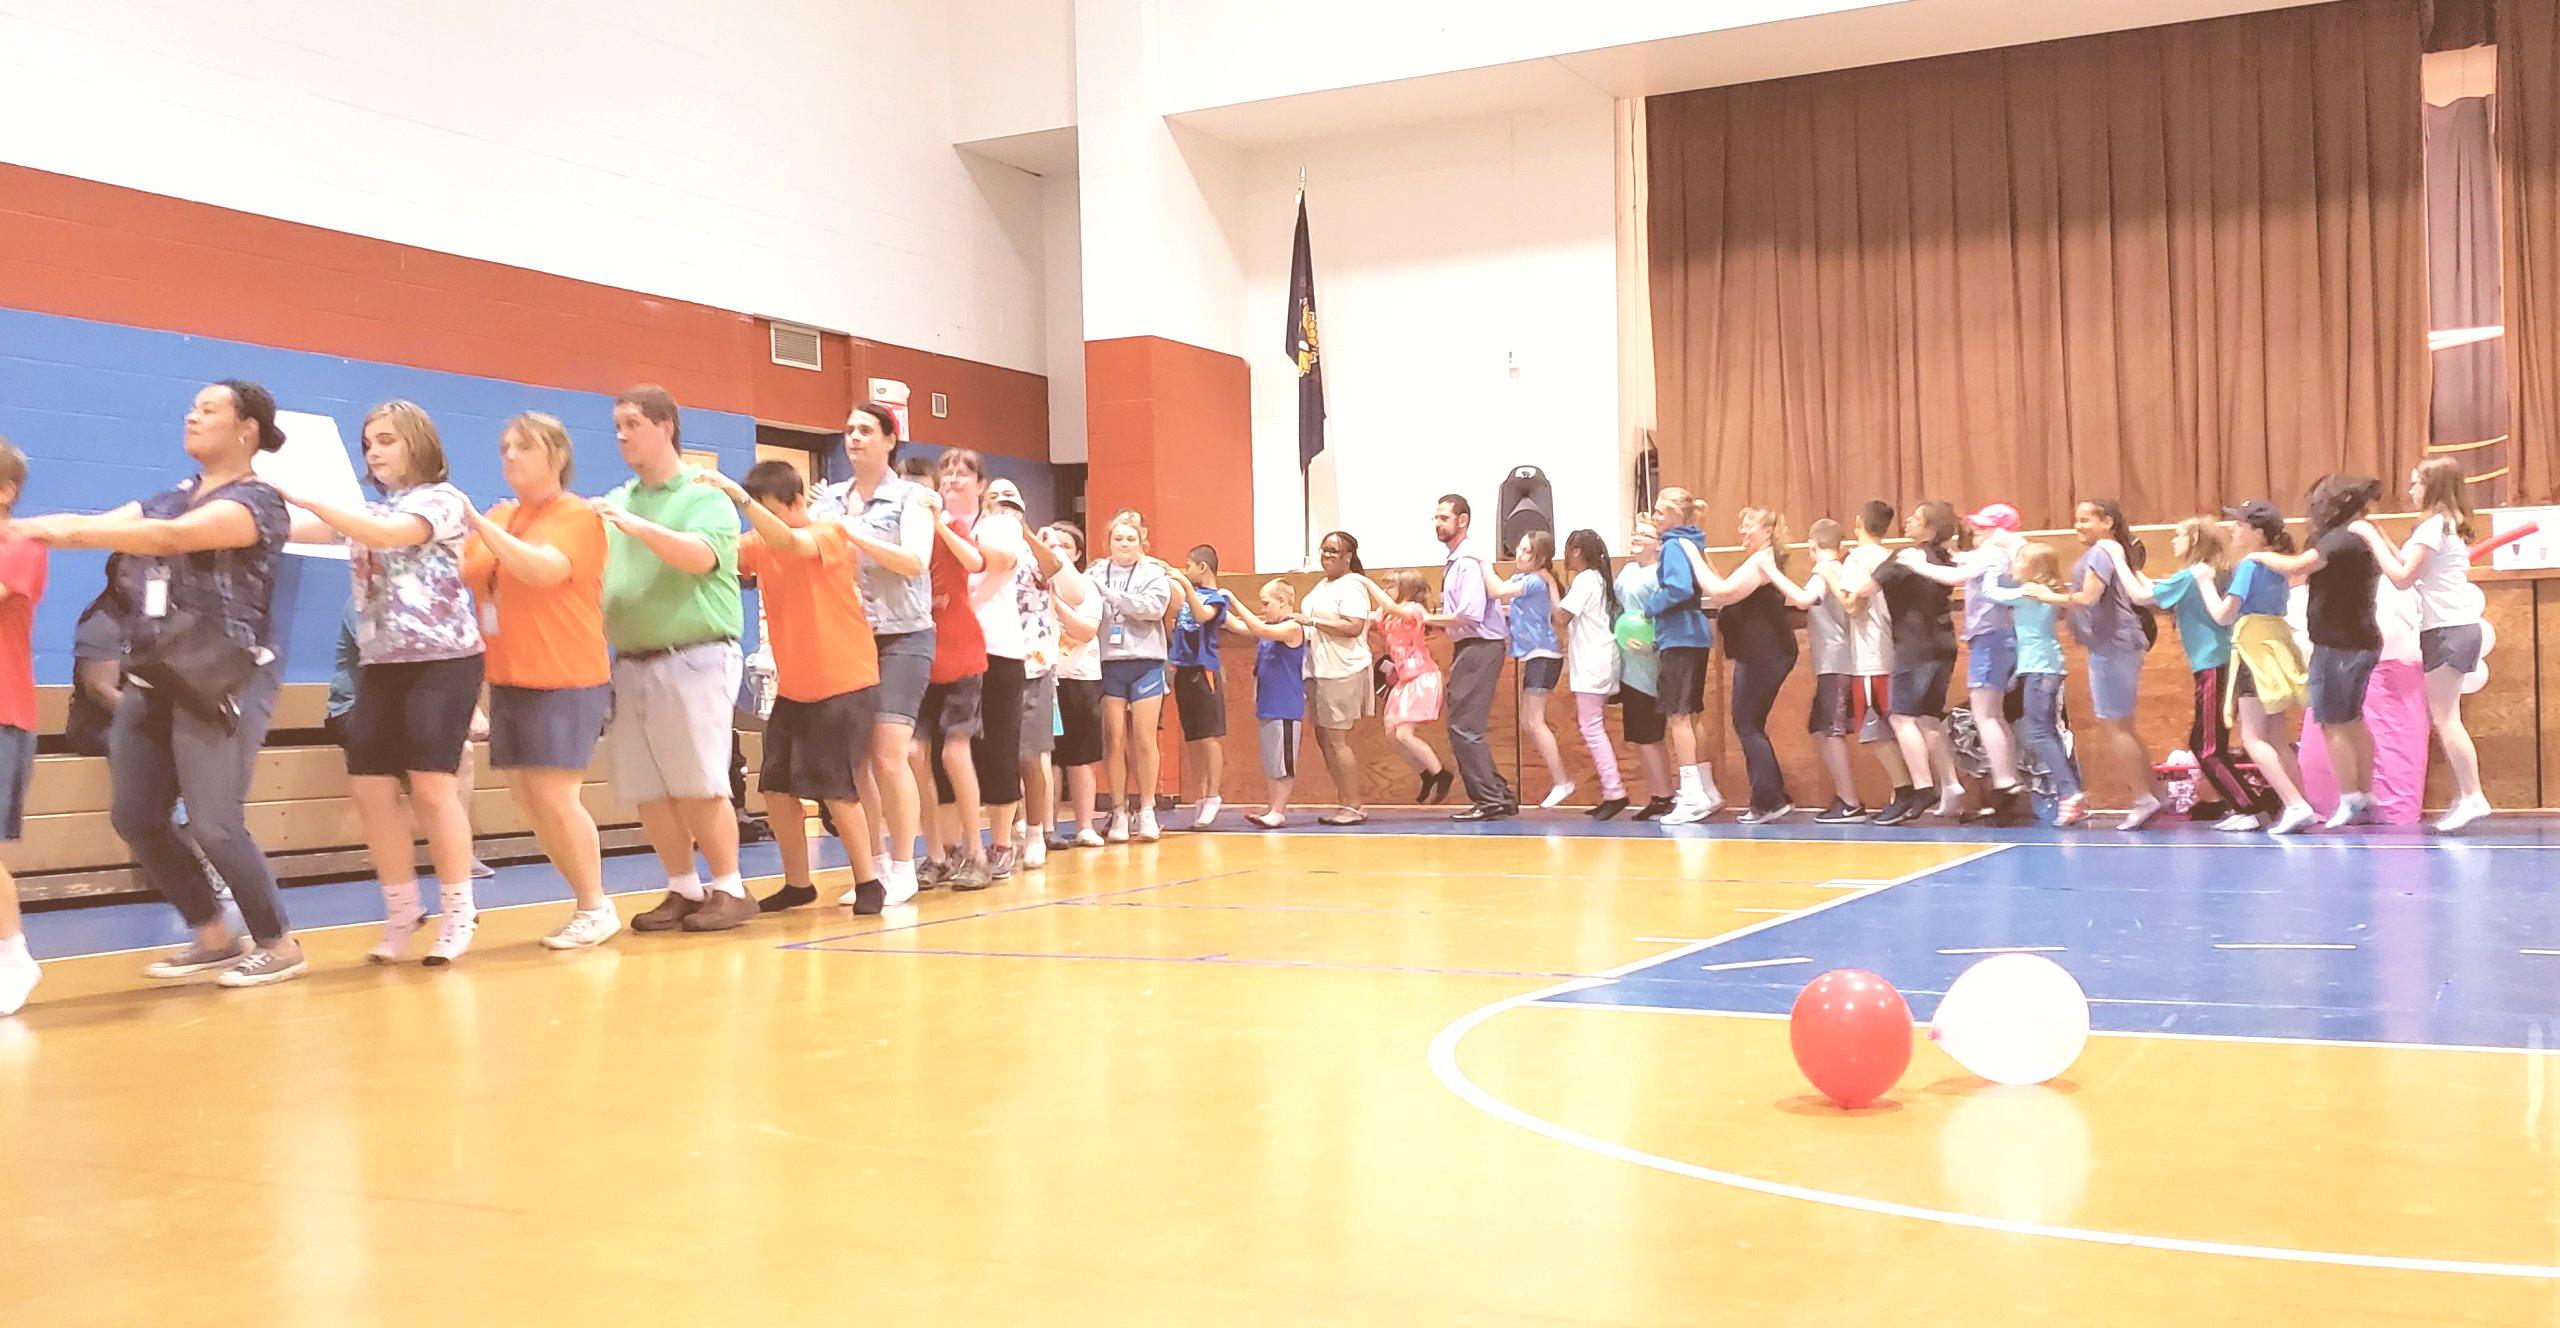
[768,322,822,371]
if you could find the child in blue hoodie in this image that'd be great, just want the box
[1642,487,1730,823]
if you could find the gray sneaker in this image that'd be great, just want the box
[216,942,309,988]
[916,858,953,890]
[142,939,248,981]
[948,855,994,892]
[986,845,1018,881]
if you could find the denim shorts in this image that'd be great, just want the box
[2308,646,2380,725]
[2085,649,2143,722]
[1966,632,2018,693]
[490,682,612,772]
[2420,624,2483,675]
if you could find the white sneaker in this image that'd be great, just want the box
[2324,793,2374,830]
[1135,811,1162,842]
[2215,813,2265,832]
[1935,786,1966,819]
[0,942,38,1016]
[541,908,622,950]
[1660,797,1712,826]
[423,910,478,968]
[1073,828,1107,849]
[1191,797,1222,830]
[1023,837,1048,870]
[368,909,426,965]
[1105,814,1130,844]
[2266,803,2317,836]
[883,867,920,907]
[1540,783,1575,810]
[2435,796,2493,834]
[2119,796,2163,831]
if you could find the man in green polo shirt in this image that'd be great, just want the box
[595,385,753,933]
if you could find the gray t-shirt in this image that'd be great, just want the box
[2070,542,2143,655]
[1805,563,1853,675]
[816,475,933,636]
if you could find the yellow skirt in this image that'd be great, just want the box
[2227,614,2309,722]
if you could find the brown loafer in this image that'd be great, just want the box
[631,891,702,932]
[681,888,759,932]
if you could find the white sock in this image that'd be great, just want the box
[0,933,27,960]
[709,873,747,899]
[888,859,916,888]
[1678,768,1704,803]
[381,880,424,924]
[437,880,477,917]
[668,872,706,901]
[1694,765,1723,802]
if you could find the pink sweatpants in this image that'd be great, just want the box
[1574,691,1626,800]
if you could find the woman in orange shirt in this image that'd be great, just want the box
[462,413,618,949]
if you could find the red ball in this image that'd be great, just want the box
[1788,969,1914,1109]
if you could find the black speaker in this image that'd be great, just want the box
[1498,465,1553,552]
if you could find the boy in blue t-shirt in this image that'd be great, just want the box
[1166,545,1233,829]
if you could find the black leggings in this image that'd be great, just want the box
[1730,649,1797,812]
[968,655,1027,805]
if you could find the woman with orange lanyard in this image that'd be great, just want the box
[462,413,618,949]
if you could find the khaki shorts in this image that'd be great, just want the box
[1309,673,1373,731]
[609,639,742,803]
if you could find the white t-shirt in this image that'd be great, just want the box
[1559,568,1620,696]
[1054,587,1102,682]
[2406,514,2484,630]
[1842,542,1895,676]
[969,512,1031,659]
[1300,574,1376,680]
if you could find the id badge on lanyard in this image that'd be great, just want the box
[143,567,171,619]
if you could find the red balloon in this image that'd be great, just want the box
[1788,969,1914,1109]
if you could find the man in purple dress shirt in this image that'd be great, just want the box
[1434,495,1517,820]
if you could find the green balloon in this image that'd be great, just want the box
[1614,611,1655,651]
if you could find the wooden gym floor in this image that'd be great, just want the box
[5,818,2559,1326]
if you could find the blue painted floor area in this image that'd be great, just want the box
[23,839,853,963]
[1545,837,2560,1051]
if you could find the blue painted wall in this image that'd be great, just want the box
[0,307,758,685]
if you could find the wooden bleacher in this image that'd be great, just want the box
[19,682,760,908]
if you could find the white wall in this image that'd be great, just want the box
[0,0,1050,374]
[946,0,1078,146]
[1042,172,1089,463]
[1150,0,1905,113]
[1242,96,1624,571]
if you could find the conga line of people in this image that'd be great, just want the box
[0,379,2508,1013]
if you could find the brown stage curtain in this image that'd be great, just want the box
[1647,0,2428,531]
[2500,0,2560,500]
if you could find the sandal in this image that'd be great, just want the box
[1318,810,1368,827]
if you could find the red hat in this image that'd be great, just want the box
[1964,502,2022,532]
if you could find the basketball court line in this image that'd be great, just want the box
[1428,841,2560,1278]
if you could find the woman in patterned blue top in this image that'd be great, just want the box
[12,380,306,988]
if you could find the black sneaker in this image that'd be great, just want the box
[1814,800,1868,824]
[1872,791,1926,826]
[1631,796,1676,822]
[1423,770,1456,805]
[1588,797,1630,821]
[850,880,886,916]
[758,883,819,913]
[1737,803,1795,826]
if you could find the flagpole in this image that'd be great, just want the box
[1298,164,1311,571]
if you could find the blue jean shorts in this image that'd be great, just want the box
[0,722,33,841]
[490,683,613,772]
[2085,649,2143,722]
[1100,658,1168,702]
[1966,632,2018,693]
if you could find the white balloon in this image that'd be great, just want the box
[1929,953,2091,1087]
[2462,618,2497,697]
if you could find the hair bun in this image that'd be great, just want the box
[262,422,287,452]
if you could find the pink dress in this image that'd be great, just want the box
[1382,606,1444,726]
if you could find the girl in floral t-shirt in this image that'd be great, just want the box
[279,401,488,967]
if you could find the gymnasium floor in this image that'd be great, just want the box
[6,816,2558,1325]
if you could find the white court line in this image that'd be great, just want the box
[1937,945,2065,955]
[1430,841,2560,1279]
[1700,956,1812,973]
[1542,998,2560,1058]
[2215,943,2357,951]
[2523,949,2560,957]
